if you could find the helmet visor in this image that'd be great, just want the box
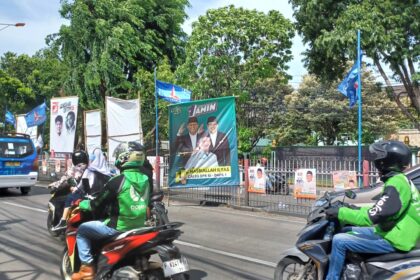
[369,142,387,160]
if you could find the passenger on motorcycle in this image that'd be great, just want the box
[52,148,111,231]
[325,140,420,280]
[70,142,151,280]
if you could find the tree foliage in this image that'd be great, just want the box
[274,73,408,146]
[49,0,189,109]
[289,0,420,127]
[176,5,295,152]
[0,51,66,114]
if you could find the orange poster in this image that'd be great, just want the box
[294,168,317,199]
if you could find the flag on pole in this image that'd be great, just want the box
[338,55,362,108]
[5,110,16,127]
[156,80,191,103]
[25,102,47,127]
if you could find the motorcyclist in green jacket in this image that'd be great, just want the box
[325,140,420,280]
[71,142,150,280]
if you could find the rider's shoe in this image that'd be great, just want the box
[71,264,95,280]
[52,219,67,231]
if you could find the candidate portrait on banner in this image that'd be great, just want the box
[50,97,79,154]
[168,96,239,188]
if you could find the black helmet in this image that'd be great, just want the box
[113,141,145,169]
[369,140,411,173]
[72,150,89,166]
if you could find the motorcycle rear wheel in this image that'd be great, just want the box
[274,257,315,280]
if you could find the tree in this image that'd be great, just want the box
[274,73,408,146]
[49,0,189,109]
[289,0,420,127]
[0,69,34,116]
[176,5,295,152]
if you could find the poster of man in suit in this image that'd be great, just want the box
[169,96,239,188]
[174,116,204,165]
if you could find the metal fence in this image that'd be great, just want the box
[37,157,380,217]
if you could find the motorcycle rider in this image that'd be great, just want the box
[52,148,111,231]
[70,142,151,280]
[325,140,420,280]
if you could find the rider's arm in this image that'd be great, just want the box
[79,175,123,212]
[338,185,403,226]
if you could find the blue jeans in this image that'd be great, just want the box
[326,227,395,280]
[76,221,119,264]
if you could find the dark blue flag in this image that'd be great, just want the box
[338,57,361,108]
[156,80,191,103]
[25,102,47,127]
[5,110,16,128]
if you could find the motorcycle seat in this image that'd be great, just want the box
[365,248,420,262]
[113,227,155,240]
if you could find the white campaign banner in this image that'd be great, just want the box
[50,96,79,154]
[85,110,102,155]
[16,115,37,144]
[106,97,142,162]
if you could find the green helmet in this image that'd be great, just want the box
[114,141,145,169]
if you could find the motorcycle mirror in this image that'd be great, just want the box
[345,190,357,200]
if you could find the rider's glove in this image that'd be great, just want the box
[325,207,340,221]
[343,202,360,210]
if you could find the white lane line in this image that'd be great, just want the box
[175,240,277,268]
[1,202,47,213]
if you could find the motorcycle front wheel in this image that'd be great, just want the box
[274,257,316,280]
[47,211,60,237]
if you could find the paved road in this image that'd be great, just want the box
[0,185,305,280]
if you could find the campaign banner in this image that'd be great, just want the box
[16,115,37,144]
[85,110,102,155]
[294,168,317,199]
[50,97,79,154]
[332,170,357,191]
[106,97,142,162]
[248,166,266,194]
[168,96,239,187]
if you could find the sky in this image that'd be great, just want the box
[0,0,306,86]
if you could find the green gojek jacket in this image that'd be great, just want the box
[79,161,150,231]
[338,172,420,251]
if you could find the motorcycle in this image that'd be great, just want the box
[265,172,289,195]
[61,204,189,280]
[148,191,170,226]
[274,190,420,280]
[47,175,75,238]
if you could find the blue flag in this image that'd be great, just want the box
[25,102,47,127]
[338,56,362,108]
[5,110,16,127]
[156,80,191,103]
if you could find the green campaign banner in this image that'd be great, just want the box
[168,96,239,187]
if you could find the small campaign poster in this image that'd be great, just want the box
[248,166,266,194]
[294,168,317,199]
[332,170,357,191]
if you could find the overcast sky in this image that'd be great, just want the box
[0,0,306,86]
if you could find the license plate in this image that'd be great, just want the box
[5,162,20,167]
[162,256,189,277]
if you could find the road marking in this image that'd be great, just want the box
[1,202,47,213]
[175,240,277,268]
